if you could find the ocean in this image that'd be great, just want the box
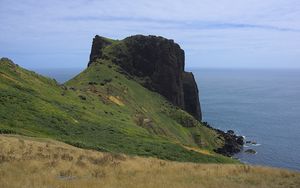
[193,69,300,171]
[35,68,300,171]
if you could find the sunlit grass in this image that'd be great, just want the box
[0,135,299,188]
[0,57,233,163]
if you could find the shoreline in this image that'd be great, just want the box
[202,122,244,157]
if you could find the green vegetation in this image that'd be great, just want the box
[0,57,234,163]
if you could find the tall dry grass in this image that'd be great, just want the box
[0,135,299,188]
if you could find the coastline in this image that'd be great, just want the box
[202,122,244,157]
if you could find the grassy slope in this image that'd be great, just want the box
[0,58,233,163]
[0,135,299,188]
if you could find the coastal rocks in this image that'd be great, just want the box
[215,133,244,157]
[245,140,258,145]
[236,136,244,145]
[244,140,258,154]
[203,122,244,157]
[88,35,202,121]
[245,149,257,154]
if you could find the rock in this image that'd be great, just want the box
[213,127,244,157]
[182,72,202,120]
[227,130,235,135]
[88,82,97,85]
[79,95,86,100]
[245,149,256,154]
[120,35,185,109]
[88,35,113,66]
[176,115,198,128]
[245,141,257,145]
[236,136,244,145]
[0,58,17,68]
[0,57,14,64]
[69,87,77,91]
[88,35,202,121]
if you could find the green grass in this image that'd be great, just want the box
[0,57,236,163]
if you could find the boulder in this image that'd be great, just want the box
[245,149,257,154]
[236,136,244,145]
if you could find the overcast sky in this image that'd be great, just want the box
[0,0,299,69]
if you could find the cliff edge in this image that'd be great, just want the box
[88,35,202,121]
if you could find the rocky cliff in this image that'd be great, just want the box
[88,35,202,121]
[182,72,202,120]
[88,36,113,67]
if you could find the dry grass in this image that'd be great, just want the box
[108,95,125,106]
[0,135,299,188]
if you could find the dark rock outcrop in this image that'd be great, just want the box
[245,149,256,154]
[88,36,113,67]
[0,58,17,67]
[121,35,185,109]
[88,35,202,121]
[215,130,244,157]
[182,72,202,121]
[203,122,244,156]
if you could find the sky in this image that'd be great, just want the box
[0,0,300,69]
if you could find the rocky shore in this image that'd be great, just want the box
[202,122,244,157]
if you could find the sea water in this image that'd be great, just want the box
[192,69,300,171]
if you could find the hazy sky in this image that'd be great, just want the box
[0,0,300,69]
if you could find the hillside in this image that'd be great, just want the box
[88,35,202,120]
[0,49,234,163]
[0,135,299,188]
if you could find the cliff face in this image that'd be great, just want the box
[88,36,113,67]
[88,35,202,121]
[182,72,202,121]
[121,35,186,109]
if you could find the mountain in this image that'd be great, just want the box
[89,35,201,120]
[0,35,242,163]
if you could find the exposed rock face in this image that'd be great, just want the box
[88,35,202,121]
[121,35,185,109]
[88,35,112,67]
[0,57,15,65]
[182,72,202,121]
[203,122,244,156]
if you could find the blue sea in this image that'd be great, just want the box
[35,68,300,171]
[192,69,300,172]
